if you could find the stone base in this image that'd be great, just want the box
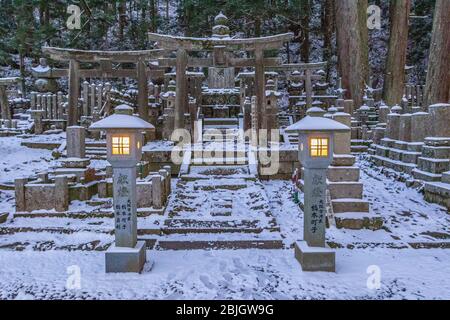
[294,241,335,272]
[424,181,450,210]
[0,212,8,224]
[105,241,147,273]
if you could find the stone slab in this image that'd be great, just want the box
[294,241,335,272]
[105,241,146,273]
[0,213,8,224]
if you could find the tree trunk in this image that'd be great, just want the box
[300,0,310,62]
[423,0,450,108]
[150,0,158,32]
[118,1,127,42]
[322,0,334,83]
[166,0,169,19]
[335,0,367,108]
[358,0,369,86]
[383,0,411,106]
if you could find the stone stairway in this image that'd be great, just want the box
[85,141,107,160]
[278,113,298,145]
[138,165,284,250]
[0,206,165,251]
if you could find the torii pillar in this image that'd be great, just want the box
[68,59,80,126]
[175,49,188,130]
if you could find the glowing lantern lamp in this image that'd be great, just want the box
[286,116,350,272]
[90,104,154,273]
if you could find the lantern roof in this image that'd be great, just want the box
[285,116,350,133]
[89,105,155,131]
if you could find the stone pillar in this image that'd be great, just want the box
[332,112,352,154]
[90,84,96,115]
[96,84,103,115]
[0,85,10,120]
[302,168,328,248]
[14,178,27,212]
[54,176,69,212]
[304,69,313,110]
[399,113,412,142]
[112,167,137,248]
[378,104,390,123]
[52,94,58,119]
[57,92,64,119]
[152,174,162,209]
[411,112,430,142]
[82,81,89,116]
[243,97,252,132]
[137,59,149,121]
[175,49,188,130]
[159,169,168,203]
[31,110,44,134]
[104,83,112,115]
[41,94,47,118]
[387,113,401,140]
[254,48,265,131]
[66,126,86,158]
[68,59,80,126]
[343,100,354,115]
[163,165,172,194]
[30,92,37,110]
[429,103,450,137]
[47,94,53,119]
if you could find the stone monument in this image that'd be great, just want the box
[286,116,350,272]
[90,104,154,273]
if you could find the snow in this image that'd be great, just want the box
[90,114,154,130]
[1,248,450,299]
[286,116,350,132]
[1,129,450,299]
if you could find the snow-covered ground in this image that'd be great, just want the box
[1,248,450,299]
[1,137,450,299]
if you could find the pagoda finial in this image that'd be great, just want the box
[212,11,230,38]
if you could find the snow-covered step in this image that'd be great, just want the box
[139,233,284,250]
[332,198,370,213]
[161,219,278,234]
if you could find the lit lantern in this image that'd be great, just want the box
[286,116,350,272]
[89,104,154,273]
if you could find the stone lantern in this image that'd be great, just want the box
[31,58,58,93]
[90,104,154,273]
[286,116,350,272]
[265,79,281,131]
[357,104,370,125]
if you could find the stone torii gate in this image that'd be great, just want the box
[148,12,293,131]
[42,47,164,126]
[267,62,327,109]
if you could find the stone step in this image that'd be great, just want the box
[418,157,450,174]
[0,226,113,235]
[332,199,369,213]
[203,118,239,125]
[191,157,248,166]
[85,141,107,148]
[138,234,284,250]
[13,208,164,219]
[328,182,363,199]
[160,219,276,234]
[351,145,369,153]
[412,168,442,182]
[0,236,111,251]
[334,212,383,230]
[327,166,360,182]
[442,171,450,184]
[332,155,356,167]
